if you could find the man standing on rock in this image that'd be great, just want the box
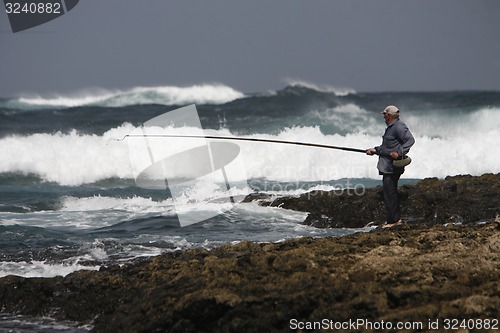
[366,105,415,228]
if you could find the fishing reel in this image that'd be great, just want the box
[393,155,412,168]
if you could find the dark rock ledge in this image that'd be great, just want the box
[0,174,499,333]
[250,173,500,228]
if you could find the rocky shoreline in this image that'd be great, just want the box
[251,173,500,228]
[1,174,499,332]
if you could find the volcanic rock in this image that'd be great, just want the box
[261,173,500,228]
[0,223,498,332]
[0,174,499,332]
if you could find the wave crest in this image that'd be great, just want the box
[284,79,356,96]
[1,105,499,185]
[6,84,245,109]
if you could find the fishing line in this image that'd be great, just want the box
[112,134,366,153]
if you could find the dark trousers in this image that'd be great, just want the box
[382,172,402,223]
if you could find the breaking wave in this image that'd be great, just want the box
[1,107,499,185]
[284,79,356,96]
[1,84,245,109]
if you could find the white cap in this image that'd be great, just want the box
[380,105,400,115]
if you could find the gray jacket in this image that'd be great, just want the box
[375,118,415,174]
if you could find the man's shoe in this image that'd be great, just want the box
[382,220,403,228]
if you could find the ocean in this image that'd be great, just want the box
[2,83,500,276]
[1,83,499,330]
[0,83,500,277]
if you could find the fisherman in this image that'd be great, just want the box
[365,105,415,228]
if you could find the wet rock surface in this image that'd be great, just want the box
[0,174,499,332]
[263,173,500,228]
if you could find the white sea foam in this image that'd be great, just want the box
[0,125,134,185]
[284,78,356,96]
[60,195,172,214]
[11,84,245,108]
[0,107,499,186]
[0,260,100,278]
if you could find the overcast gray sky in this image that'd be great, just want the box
[1,0,499,97]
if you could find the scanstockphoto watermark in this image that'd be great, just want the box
[124,104,366,227]
[255,163,368,181]
[290,318,424,331]
[3,0,80,33]
[126,105,250,227]
[289,318,499,331]
[248,178,366,199]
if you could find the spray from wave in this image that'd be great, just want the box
[284,79,356,96]
[1,106,499,186]
[2,84,245,109]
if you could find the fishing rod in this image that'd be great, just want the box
[115,134,366,153]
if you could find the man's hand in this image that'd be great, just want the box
[366,148,376,156]
[390,151,399,159]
